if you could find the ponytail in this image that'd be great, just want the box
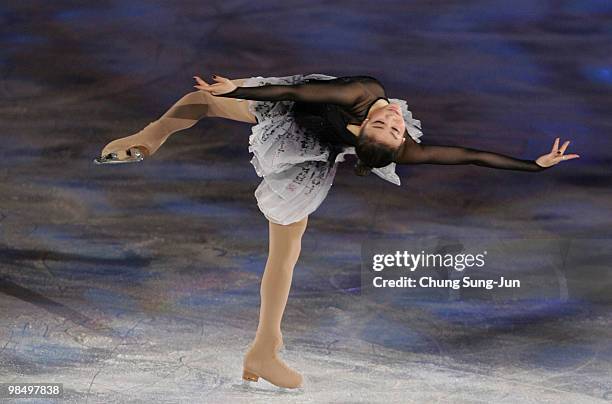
[354,159,373,176]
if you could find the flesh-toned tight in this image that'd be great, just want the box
[100,78,257,159]
[242,217,307,388]
[100,79,305,388]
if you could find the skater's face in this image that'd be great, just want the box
[361,103,406,149]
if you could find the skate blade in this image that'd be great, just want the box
[93,150,144,165]
[237,380,304,394]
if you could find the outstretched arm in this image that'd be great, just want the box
[394,136,579,172]
[193,74,362,106]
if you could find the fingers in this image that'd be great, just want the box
[551,153,580,165]
[193,75,211,91]
[192,75,229,93]
[549,137,581,163]
[558,153,580,161]
[551,137,560,153]
[193,75,208,86]
[193,83,222,92]
[211,74,230,83]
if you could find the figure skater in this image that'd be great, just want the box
[96,73,579,389]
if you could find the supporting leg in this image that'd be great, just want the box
[100,78,257,160]
[242,215,309,389]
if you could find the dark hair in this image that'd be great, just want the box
[353,126,402,176]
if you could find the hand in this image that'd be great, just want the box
[193,75,237,96]
[535,137,580,168]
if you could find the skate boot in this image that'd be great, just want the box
[242,333,303,389]
[94,121,170,165]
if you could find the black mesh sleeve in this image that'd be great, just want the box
[215,78,363,107]
[395,137,548,172]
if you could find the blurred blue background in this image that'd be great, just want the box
[0,1,610,402]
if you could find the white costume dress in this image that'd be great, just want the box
[229,74,424,225]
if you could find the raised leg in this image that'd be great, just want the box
[242,215,309,389]
[100,78,257,160]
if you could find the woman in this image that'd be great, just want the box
[97,73,579,389]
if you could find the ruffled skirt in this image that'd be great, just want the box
[239,73,424,225]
